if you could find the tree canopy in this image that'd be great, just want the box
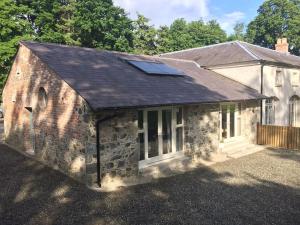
[228,23,245,41]
[246,0,300,55]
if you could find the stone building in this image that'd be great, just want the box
[162,39,300,127]
[3,41,265,187]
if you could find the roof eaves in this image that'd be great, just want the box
[94,96,268,111]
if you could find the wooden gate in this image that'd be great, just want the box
[257,123,300,150]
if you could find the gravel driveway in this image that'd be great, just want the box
[0,144,299,225]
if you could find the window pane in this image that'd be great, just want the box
[138,111,143,129]
[177,107,183,124]
[148,111,159,158]
[176,127,183,152]
[221,105,227,139]
[275,70,282,86]
[238,103,242,115]
[230,105,235,137]
[138,133,145,160]
[162,110,172,154]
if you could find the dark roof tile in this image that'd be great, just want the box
[21,41,265,110]
[162,41,300,67]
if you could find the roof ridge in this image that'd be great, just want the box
[21,40,171,60]
[160,41,237,56]
[239,41,300,60]
[236,41,260,61]
[20,40,100,52]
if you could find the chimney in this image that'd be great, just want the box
[275,38,289,53]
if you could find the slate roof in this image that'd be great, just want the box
[161,41,300,68]
[21,41,265,111]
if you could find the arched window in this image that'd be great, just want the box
[38,87,48,109]
[289,95,300,126]
[265,97,278,125]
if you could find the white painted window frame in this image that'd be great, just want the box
[289,97,300,127]
[219,103,242,142]
[138,106,184,168]
[265,99,275,125]
[275,69,283,87]
[291,72,300,87]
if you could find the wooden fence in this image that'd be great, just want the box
[257,123,300,150]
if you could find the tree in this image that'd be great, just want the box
[73,0,134,52]
[17,0,75,44]
[166,18,227,52]
[156,25,172,53]
[228,22,245,41]
[246,0,300,55]
[0,0,33,94]
[132,14,157,55]
[201,20,227,45]
[168,18,193,51]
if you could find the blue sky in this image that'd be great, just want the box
[113,0,264,34]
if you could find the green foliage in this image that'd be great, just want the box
[73,0,133,51]
[132,17,227,54]
[246,0,300,55]
[132,14,157,55]
[228,22,245,41]
[0,0,33,94]
[166,19,227,51]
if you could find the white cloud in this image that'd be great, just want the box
[218,11,246,34]
[113,0,210,26]
[113,1,245,34]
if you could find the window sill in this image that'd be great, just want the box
[139,151,185,169]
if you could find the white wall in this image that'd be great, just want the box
[211,63,262,91]
[210,63,300,127]
[263,65,300,126]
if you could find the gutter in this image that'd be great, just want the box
[95,113,123,187]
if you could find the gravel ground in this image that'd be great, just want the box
[0,144,299,225]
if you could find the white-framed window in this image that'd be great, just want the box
[291,72,300,87]
[138,107,184,168]
[289,95,300,126]
[265,99,276,125]
[275,69,283,87]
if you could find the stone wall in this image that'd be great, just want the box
[184,104,220,160]
[241,100,261,143]
[85,110,139,186]
[3,44,91,181]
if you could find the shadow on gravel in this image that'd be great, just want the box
[0,144,300,225]
[264,147,300,163]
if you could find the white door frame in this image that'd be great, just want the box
[138,106,184,168]
[220,103,241,142]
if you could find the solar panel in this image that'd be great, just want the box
[127,60,185,76]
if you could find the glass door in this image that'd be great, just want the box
[148,111,159,158]
[229,105,235,138]
[138,107,184,167]
[162,109,172,154]
[221,104,240,141]
[221,105,228,139]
